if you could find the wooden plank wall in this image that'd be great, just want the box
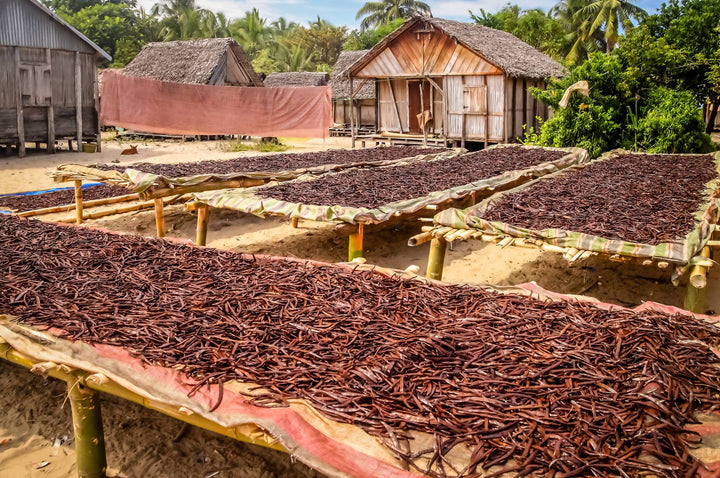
[355,29,502,78]
[445,74,503,141]
[333,99,376,126]
[504,77,551,142]
[0,46,98,143]
[378,79,409,132]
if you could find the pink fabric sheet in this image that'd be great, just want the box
[100,71,333,138]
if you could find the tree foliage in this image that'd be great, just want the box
[626,87,715,153]
[355,0,430,31]
[532,54,627,157]
[470,5,570,59]
[344,18,404,50]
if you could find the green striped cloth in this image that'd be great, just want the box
[192,145,589,225]
[123,150,452,199]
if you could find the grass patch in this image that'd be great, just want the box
[221,138,289,153]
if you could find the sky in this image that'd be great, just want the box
[137,0,667,30]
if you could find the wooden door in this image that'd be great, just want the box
[408,80,432,134]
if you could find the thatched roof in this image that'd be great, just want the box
[347,16,565,80]
[263,72,329,87]
[123,38,263,86]
[330,50,375,100]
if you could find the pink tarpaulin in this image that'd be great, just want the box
[100,71,332,138]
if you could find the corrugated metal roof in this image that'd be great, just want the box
[0,0,111,61]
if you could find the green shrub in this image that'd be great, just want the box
[530,53,628,158]
[221,139,289,153]
[626,88,715,154]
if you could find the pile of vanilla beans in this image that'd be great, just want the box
[482,153,717,244]
[2,215,719,477]
[97,146,441,176]
[260,146,567,209]
[0,184,131,213]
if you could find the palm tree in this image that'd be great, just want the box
[271,17,299,37]
[356,0,431,31]
[231,8,272,57]
[201,11,231,38]
[576,0,647,52]
[551,0,606,63]
[277,44,314,71]
[155,0,212,40]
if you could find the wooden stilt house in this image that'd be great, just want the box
[342,16,565,147]
[330,50,377,135]
[0,0,111,157]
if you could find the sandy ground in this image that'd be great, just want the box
[1,134,719,477]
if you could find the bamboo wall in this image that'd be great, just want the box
[504,77,547,142]
[0,45,99,154]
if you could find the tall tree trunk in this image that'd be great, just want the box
[706,99,719,134]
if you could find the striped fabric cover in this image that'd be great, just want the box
[192,146,589,225]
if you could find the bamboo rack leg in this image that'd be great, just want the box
[291,217,299,228]
[684,246,711,313]
[196,204,210,246]
[426,237,448,281]
[74,180,83,225]
[348,223,364,261]
[154,198,165,238]
[67,379,107,478]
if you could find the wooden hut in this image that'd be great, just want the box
[0,0,111,157]
[263,71,329,87]
[343,16,565,147]
[123,38,263,87]
[330,50,376,135]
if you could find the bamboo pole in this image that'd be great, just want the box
[196,204,210,246]
[154,198,165,238]
[18,194,140,217]
[685,246,711,313]
[408,231,433,246]
[56,200,156,223]
[426,237,447,280]
[348,223,364,261]
[291,217,299,228]
[74,180,83,224]
[0,343,284,453]
[67,379,107,478]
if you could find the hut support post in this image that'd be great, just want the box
[420,81,427,146]
[350,78,355,148]
[75,51,83,153]
[460,76,466,149]
[74,180,83,225]
[46,49,55,154]
[684,246,711,313]
[196,204,210,246]
[426,237,447,280]
[348,223,364,261]
[67,379,107,478]
[154,198,165,238]
[14,47,25,158]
